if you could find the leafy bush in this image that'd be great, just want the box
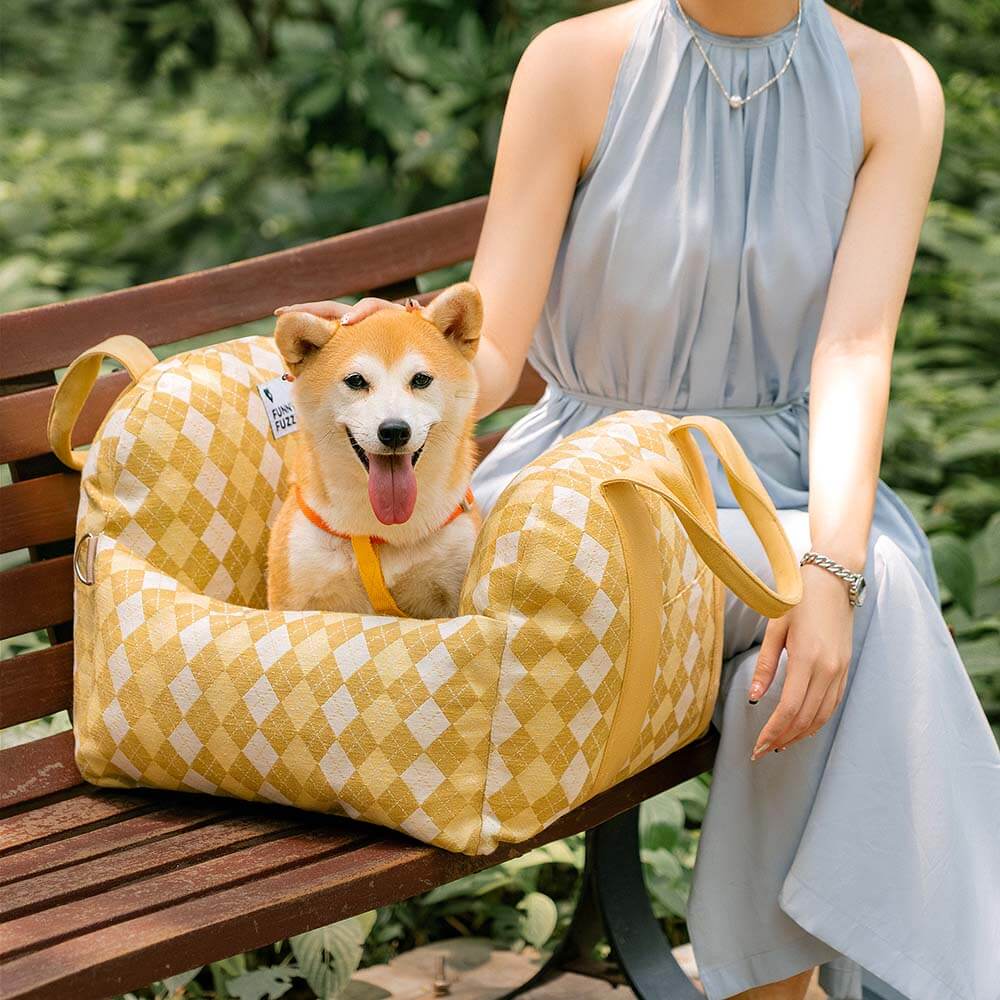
[2,0,996,995]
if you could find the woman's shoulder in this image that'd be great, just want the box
[515,2,649,180]
[823,3,944,161]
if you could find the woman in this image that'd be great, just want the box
[276,1,1000,997]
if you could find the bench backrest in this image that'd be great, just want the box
[0,196,545,756]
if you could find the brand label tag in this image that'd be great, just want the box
[257,377,298,439]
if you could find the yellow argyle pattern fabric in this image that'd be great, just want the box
[67,336,723,855]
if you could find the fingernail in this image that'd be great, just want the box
[750,742,771,760]
[748,682,763,703]
[341,312,353,324]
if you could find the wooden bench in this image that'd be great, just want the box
[0,196,720,1000]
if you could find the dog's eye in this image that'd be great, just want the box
[410,372,434,389]
[343,373,369,390]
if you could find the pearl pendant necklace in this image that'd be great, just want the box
[673,0,803,110]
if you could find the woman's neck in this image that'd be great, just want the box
[673,0,801,37]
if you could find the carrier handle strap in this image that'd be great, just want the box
[47,335,159,472]
[593,415,801,791]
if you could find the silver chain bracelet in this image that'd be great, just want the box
[800,551,867,607]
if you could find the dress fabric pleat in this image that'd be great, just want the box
[470,1,1000,997]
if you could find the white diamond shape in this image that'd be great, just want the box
[333,631,371,679]
[573,533,610,584]
[169,665,201,714]
[103,699,129,744]
[108,644,132,693]
[551,486,590,529]
[205,564,234,600]
[319,742,353,788]
[578,644,613,694]
[243,731,278,776]
[568,699,601,744]
[157,372,191,402]
[117,592,145,640]
[416,642,457,693]
[399,808,441,843]
[193,457,226,505]
[111,749,141,780]
[491,531,520,570]
[244,675,279,724]
[674,683,695,725]
[259,781,292,806]
[322,687,359,736]
[182,409,215,454]
[405,698,450,750]
[115,468,149,517]
[182,769,217,793]
[260,444,283,489]
[255,625,292,671]
[581,588,616,641]
[179,618,213,660]
[401,754,446,803]
[560,750,589,801]
[169,720,202,764]
[203,512,236,561]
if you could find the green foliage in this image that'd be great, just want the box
[289,911,377,998]
[2,0,997,995]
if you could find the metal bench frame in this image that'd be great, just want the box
[0,197,719,1000]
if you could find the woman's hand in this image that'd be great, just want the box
[748,566,855,759]
[273,296,405,325]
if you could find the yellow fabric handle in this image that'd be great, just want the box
[592,415,802,791]
[350,536,409,617]
[669,414,803,616]
[48,335,159,472]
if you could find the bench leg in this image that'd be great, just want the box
[499,805,701,999]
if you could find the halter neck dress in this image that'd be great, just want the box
[470,0,1000,997]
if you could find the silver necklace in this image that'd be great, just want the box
[673,0,803,109]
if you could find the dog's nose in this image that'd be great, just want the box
[377,419,411,449]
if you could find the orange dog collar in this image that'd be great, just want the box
[293,483,476,617]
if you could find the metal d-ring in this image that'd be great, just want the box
[73,532,97,585]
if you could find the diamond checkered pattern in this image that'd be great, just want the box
[73,338,720,855]
[459,410,721,850]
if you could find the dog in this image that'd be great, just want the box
[266,281,483,619]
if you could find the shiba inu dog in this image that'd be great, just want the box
[266,282,484,619]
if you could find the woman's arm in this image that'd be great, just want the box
[465,18,599,418]
[749,33,946,758]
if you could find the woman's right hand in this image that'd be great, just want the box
[273,296,406,325]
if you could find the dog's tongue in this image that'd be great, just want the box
[367,453,417,525]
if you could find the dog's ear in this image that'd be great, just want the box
[274,312,338,370]
[423,282,483,361]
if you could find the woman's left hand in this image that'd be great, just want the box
[748,567,855,759]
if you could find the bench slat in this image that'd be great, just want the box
[0,556,73,641]
[1,812,314,920]
[0,732,82,811]
[0,643,74,729]
[0,826,370,963]
[0,734,717,1000]
[0,788,154,855]
[0,804,231,885]
[0,474,80,554]
[1,199,486,381]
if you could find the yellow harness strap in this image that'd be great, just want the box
[350,536,408,618]
[294,483,476,619]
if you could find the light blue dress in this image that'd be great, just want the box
[470,0,1000,997]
